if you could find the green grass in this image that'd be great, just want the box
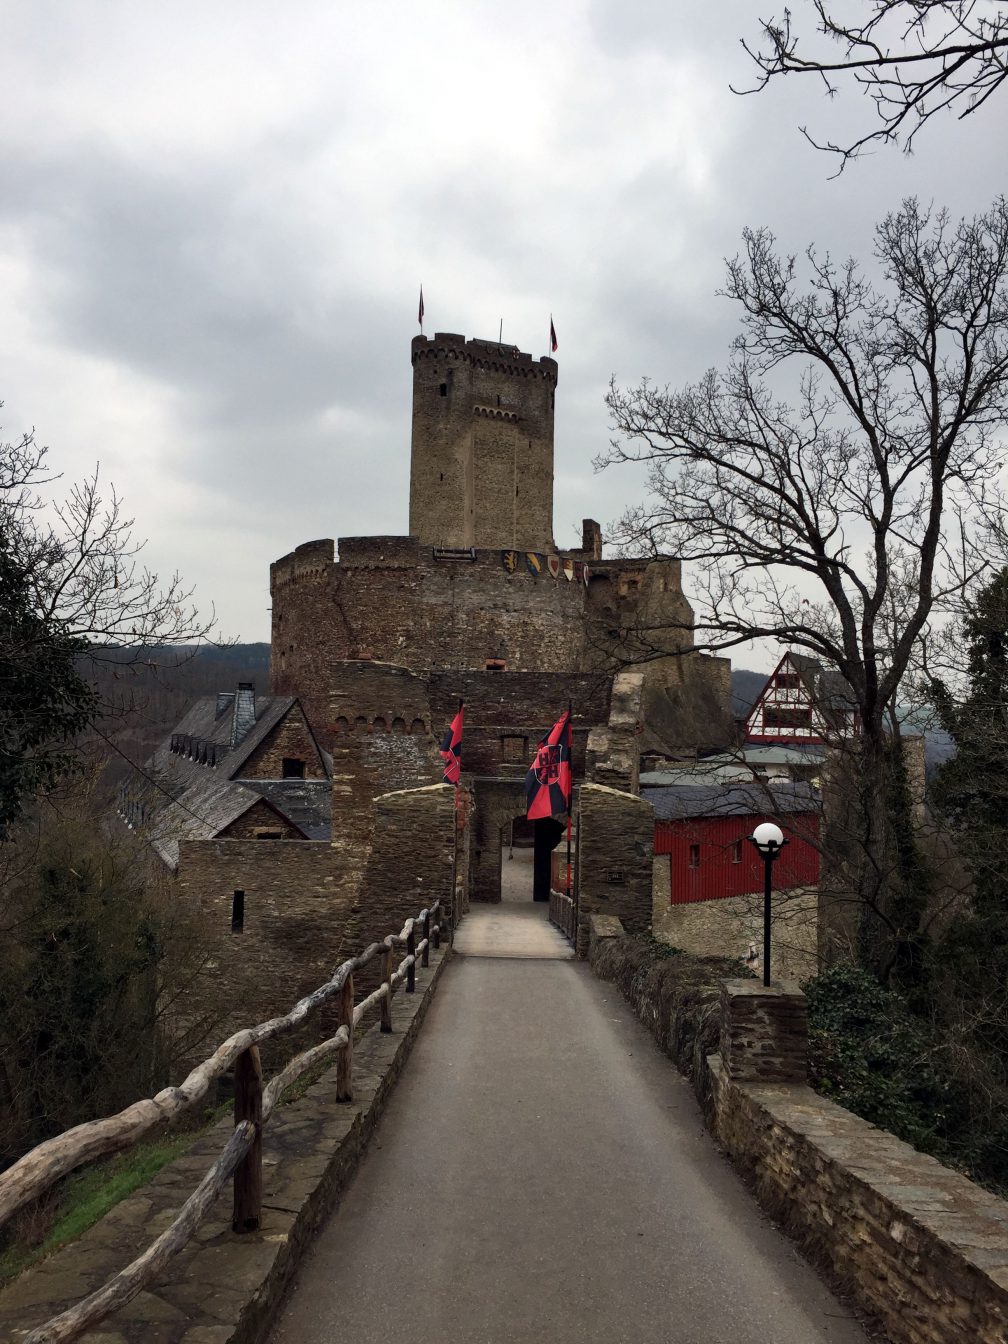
[0,1058,340,1288]
[0,1119,218,1288]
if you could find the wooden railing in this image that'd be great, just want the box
[549,887,577,941]
[1,898,447,1344]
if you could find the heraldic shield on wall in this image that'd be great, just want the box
[525,708,572,821]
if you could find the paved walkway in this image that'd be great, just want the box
[267,908,868,1344]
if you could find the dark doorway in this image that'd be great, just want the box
[532,817,565,902]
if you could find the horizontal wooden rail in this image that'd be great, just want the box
[23,1122,257,1344]
[9,897,445,1344]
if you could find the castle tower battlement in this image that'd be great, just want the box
[410,333,558,553]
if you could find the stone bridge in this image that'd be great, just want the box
[2,867,1007,1344]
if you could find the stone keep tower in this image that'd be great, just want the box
[409,333,558,552]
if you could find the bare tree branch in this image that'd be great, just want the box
[737,3,1008,169]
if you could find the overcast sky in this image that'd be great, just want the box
[2,1,1006,663]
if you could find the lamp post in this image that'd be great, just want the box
[750,822,788,987]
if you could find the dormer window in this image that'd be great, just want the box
[282,757,306,779]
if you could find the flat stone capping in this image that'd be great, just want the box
[588,913,625,954]
[0,942,452,1344]
[709,1059,1008,1344]
[720,978,808,1083]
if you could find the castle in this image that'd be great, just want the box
[138,330,735,1035]
[269,331,733,903]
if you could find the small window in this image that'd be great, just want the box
[439,382,448,397]
[689,844,700,869]
[254,828,284,840]
[485,658,506,672]
[282,757,305,779]
[765,706,812,730]
[731,841,742,864]
[775,673,801,690]
[231,890,245,933]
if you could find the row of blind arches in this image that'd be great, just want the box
[332,715,428,735]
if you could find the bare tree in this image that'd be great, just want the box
[738,2,1008,168]
[1,422,215,660]
[600,197,1008,982]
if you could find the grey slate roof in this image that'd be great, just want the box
[644,780,820,822]
[244,781,332,841]
[124,691,331,869]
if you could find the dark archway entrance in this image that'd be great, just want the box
[532,817,565,902]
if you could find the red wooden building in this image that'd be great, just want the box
[648,782,820,905]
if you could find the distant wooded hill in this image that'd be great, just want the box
[80,643,272,792]
[731,668,768,717]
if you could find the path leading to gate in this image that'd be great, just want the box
[268,904,869,1344]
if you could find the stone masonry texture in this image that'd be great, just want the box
[719,979,809,1084]
[409,333,557,552]
[576,783,654,954]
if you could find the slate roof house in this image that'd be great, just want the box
[120,682,331,869]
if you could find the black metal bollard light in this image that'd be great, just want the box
[749,822,788,987]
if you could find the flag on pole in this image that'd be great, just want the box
[549,315,558,353]
[418,286,425,330]
[440,702,463,784]
[525,708,572,820]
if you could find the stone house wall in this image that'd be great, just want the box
[176,838,348,1057]
[240,703,327,779]
[218,799,305,840]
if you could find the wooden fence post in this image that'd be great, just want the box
[232,1045,262,1233]
[381,944,394,1033]
[336,973,354,1102]
[421,911,431,968]
[406,925,416,993]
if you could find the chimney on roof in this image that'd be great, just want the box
[231,683,256,747]
[216,692,235,718]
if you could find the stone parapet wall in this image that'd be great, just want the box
[590,931,1008,1344]
[355,784,456,954]
[710,1063,1008,1344]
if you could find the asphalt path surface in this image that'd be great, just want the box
[267,899,868,1344]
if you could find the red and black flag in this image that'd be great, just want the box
[525,708,572,820]
[440,702,463,784]
[549,315,558,353]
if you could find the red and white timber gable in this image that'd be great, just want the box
[745,651,859,745]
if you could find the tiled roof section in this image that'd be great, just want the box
[244,781,331,841]
[644,780,820,821]
[148,779,271,870]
